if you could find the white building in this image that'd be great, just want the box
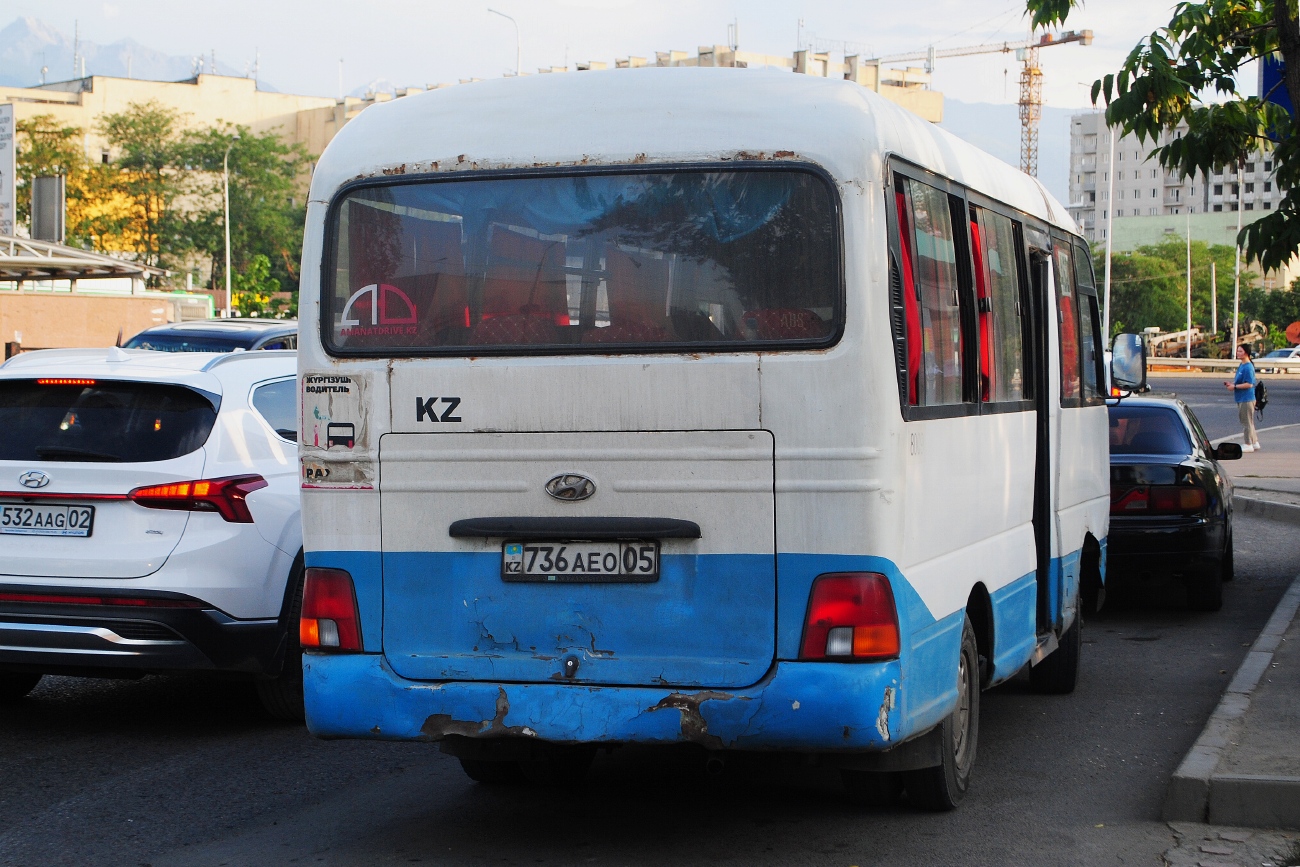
[1067,111,1281,243]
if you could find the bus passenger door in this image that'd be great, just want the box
[1027,247,1054,637]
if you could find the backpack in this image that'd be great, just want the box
[1256,378,1269,417]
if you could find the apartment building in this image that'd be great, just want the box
[1067,111,1281,243]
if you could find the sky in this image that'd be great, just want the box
[18,0,1243,110]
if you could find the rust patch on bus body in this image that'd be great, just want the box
[420,687,538,740]
[647,691,740,749]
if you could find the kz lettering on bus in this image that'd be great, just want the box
[416,397,462,423]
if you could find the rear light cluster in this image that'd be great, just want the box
[800,572,901,661]
[128,475,267,523]
[300,568,363,652]
[1111,484,1208,515]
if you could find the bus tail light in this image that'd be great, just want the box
[300,568,362,652]
[800,572,900,661]
[1111,484,1207,515]
[128,475,267,522]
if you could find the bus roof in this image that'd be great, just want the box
[310,67,1075,234]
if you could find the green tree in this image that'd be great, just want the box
[1096,240,1252,340]
[97,100,192,271]
[1027,0,1300,272]
[232,253,289,317]
[14,115,85,229]
[182,125,311,298]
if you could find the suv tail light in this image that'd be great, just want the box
[300,568,362,652]
[800,572,900,661]
[1111,484,1207,515]
[128,475,267,523]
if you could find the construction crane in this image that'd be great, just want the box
[871,29,1093,177]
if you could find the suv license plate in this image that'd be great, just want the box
[502,540,659,583]
[0,503,95,537]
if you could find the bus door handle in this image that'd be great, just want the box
[448,517,702,540]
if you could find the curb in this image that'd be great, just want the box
[1235,496,1300,527]
[1163,577,1300,826]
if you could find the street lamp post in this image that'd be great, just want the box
[487,8,520,76]
[222,133,240,318]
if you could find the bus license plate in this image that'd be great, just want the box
[502,540,659,583]
[0,503,95,537]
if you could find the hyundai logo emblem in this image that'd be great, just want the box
[544,473,596,502]
[18,471,51,489]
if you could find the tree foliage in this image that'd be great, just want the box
[1026,0,1300,271]
[14,103,310,303]
[1097,240,1248,335]
[182,125,311,296]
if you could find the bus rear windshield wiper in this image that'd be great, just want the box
[34,446,123,462]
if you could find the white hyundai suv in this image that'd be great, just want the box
[0,348,304,718]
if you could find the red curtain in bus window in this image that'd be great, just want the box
[895,190,921,405]
[1055,244,1081,401]
[969,214,992,402]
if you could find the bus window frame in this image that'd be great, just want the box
[1049,230,1104,409]
[1071,238,1107,407]
[887,158,1037,421]
[317,161,848,359]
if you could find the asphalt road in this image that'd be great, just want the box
[0,516,1296,866]
[1147,372,1300,440]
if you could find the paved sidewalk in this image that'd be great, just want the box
[1162,419,1300,838]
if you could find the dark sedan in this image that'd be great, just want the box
[124,319,297,353]
[1107,396,1241,611]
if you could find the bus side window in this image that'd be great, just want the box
[1073,241,1106,404]
[971,208,1026,403]
[1054,243,1081,403]
[896,176,964,407]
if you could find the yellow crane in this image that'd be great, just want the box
[872,29,1093,177]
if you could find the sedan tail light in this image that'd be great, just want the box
[300,568,363,652]
[1111,484,1208,515]
[800,572,900,661]
[128,475,267,523]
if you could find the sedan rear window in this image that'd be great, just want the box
[325,168,841,355]
[1108,406,1193,456]
[0,380,218,463]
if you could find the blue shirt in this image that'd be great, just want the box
[1234,361,1256,403]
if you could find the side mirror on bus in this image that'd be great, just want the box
[1110,333,1146,395]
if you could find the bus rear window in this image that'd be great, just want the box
[324,169,840,354]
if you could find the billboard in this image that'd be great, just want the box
[0,103,13,236]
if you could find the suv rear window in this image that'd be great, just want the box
[1108,406,1193,456]
[325,168,841,355]
[0,380,219,463]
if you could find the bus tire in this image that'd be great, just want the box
[1029,616,1081,695]
[903,615,979,811]
[459,758,523,784]
[0,672,42,703]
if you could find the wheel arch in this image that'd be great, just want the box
[965,583,994,690]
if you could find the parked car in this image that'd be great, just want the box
[1107,396,1241,611]
[0,347,304,717]
[1257,346,1300,373]
[124,319,297,353]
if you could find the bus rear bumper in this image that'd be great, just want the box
[304,652,906,752]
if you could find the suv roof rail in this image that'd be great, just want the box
[200,348,297,372]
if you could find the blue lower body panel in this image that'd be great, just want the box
[304,653,905,752]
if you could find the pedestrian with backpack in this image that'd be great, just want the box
[1225,344,1261,451]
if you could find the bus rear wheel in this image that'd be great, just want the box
[903,615,979,811]
[1029,616,1081,694]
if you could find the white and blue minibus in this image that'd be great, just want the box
[295,68,1113,809]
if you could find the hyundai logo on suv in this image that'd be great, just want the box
[544,473,596,502]
[19,471,51,489]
